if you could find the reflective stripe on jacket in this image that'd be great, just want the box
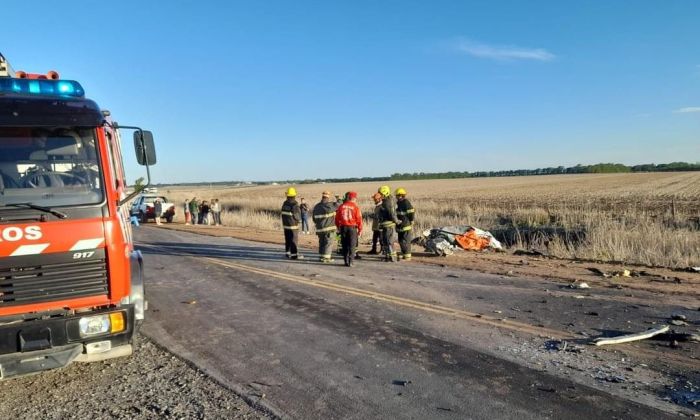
[281,198,300,230]
[312,199,336,233]
[377,195,399,228]
[396,198,415,231]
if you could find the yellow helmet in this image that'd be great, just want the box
[395,187,407,196]
[378,185,391,196]
[285,187,297,197]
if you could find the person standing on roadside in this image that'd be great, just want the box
[377,185,400,262]
[184,199,192,225]
[395,188,415,261]
[211,198,221,226]
[154,198,163,226]
[367,192,383,255]
[281,187,303,259]
[312,191,336,262]
[200,200,210,225]
[189,197,199,226]
[300,198,310,234]
[335,191,363,267]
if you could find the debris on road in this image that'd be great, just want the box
[613,269,633,278]
[392,380,412,386]
[587,267,609,277]
[586,268,635,278]
[592,325,670,346]
[656,333,700,343]
[669,319,688,326]
[417,225,503,256]
[570,281,590,289]
[671,314,687,321]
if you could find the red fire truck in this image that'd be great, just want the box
[0,53,155,378]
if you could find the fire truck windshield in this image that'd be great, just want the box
[0,127,104,208]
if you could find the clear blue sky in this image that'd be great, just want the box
[3,1,699,183]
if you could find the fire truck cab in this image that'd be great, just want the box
[0,53,154,378]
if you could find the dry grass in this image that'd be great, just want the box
[160,173,700,268]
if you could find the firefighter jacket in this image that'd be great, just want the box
[396,198,415,232]
[377,195,400,228]
[281,198,301,230]
[371,203,382,231]
[335,201,363,233]
[312,198,336,233]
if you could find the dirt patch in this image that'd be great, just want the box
[152,223,700,299]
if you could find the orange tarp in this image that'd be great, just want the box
[453,229,492,251]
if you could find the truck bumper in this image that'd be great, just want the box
[0,305,135,379]
[0,343,82,378]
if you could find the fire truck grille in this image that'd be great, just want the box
[0,250,108,306]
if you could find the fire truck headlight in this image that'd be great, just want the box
[79,315,110,337]
[78,312,126,337]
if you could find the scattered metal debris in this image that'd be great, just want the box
[592,325,669,346]
[392,379,411,386]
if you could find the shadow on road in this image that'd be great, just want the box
[138,241,353,266]
[138,241,287,263]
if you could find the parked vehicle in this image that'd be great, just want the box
[0,53,156,378]
[130,194,175,223]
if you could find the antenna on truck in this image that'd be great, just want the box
[0,53,16,78]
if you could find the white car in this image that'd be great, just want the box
[130,194,175,223]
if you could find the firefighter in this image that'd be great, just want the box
[312,190,336,262]
[395,187,415,260]
[377,185,400,262]
[335,191,363,267]
[281,187,303,259]
[367,192,383,254]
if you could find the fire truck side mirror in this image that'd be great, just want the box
[133,130,157,165]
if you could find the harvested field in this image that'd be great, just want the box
[161,173,700,268]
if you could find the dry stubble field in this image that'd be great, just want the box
[161,172,700,268]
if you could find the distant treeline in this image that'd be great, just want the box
[151,162,699,187]
[285,176,391,184]
[389,162,700,181]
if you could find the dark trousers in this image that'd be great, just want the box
[371,230,381,252]
[284,229,299,257]
[317,231,333,260]
[381,226,397,260]
[398,228,413,257]
[191,212,199,225]
[340,225,358,265]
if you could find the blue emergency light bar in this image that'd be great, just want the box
[0,78,85,98]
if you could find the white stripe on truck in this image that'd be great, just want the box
[10,243,50,256]
[70,238,105,251]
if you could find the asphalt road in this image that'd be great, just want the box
[137,226,695,419]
